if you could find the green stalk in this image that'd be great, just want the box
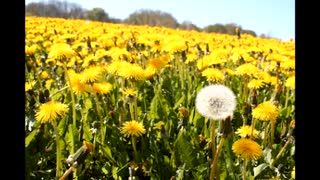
[242,158,248,180]
[250,118,256,139]
[134,96,138,121]
[210,136,225,180]
[52,120,62,178]
[131,136,138,162]
[129,102,135,120]
[49,86,70,98]
[61,63,77,129]
[263,122,269,147]
[271,136,293,168]
[270,120,275,146]
[224,139,236,179]
[91,84,105,144]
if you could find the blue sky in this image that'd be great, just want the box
[26,0,295,41]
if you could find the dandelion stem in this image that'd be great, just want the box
[91,85,105,144]
[224,138,236,179]
[242,158,248,180]
[263,122,269,147]
[129,102,135,120]
[62,63,77,130]
[131,136,138,162]
[59,166,74,180]
[52,120,62,178]
[271,136,293,168]
[210,136,225,180]
[270,120,275,145]
[250,118,256,140]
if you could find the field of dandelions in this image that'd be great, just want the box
[25,16,295,180]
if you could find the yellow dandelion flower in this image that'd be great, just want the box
[248,79,265,89]
[117,63,146,80]
[147,55,169,72]
[80,66,104,84]
[232,138,263,160]
[235,63,260,77]
[120,120,146,137]
[235,125,260,139]
[25,81,36,92]
[123,87,138,103]
[252,101,278,121]
[201,68,225,82]
[223,68,235,76]
[45,79,54,89]
[92,82,112,95]
[144,66,157,79]
[35,101,69,124]
[68,70,91,95]
[48,43,75,59]
[40,71,50,79]
[105,60,128,75]
[25,44,38,56]
[153,121,165,130]
[285,76,295,89]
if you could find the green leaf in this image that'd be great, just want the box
[173,95,185,110]
[101,145,116,163]
[82,120,93,141]
[173,128,198,169]
[25,129,37,148]
[149,93,160,119]
[58,116,68,136]
[263,147,273,164]
[112,166,119,180]
[65,124,80,154]
[253,163,269,177]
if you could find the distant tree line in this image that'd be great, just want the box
[26,0,269,37]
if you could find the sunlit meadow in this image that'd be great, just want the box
[25,16,295,180]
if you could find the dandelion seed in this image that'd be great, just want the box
[195,84,236,120]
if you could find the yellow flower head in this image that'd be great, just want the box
[285,76,295,89]
[120,120,146,137]
[25,81,36,92]
[48,43,75,59]
[123,88,138,97]
[25,44,38,56]
[146,54,169,72]
[40,71,50,79]
[35,101,69,124]
[80,66,104,84]
[68,70,90,95]
[92,82,112,95]
[45,79,54,89]
[252,101,278,121]
[248,79,265,89]
[117,63,146,80]
[235,63,260,77]
[232,138,263,160]
[201,68,225,82]
[235,125,260,139]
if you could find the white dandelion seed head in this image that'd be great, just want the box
[195,84,237,120]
